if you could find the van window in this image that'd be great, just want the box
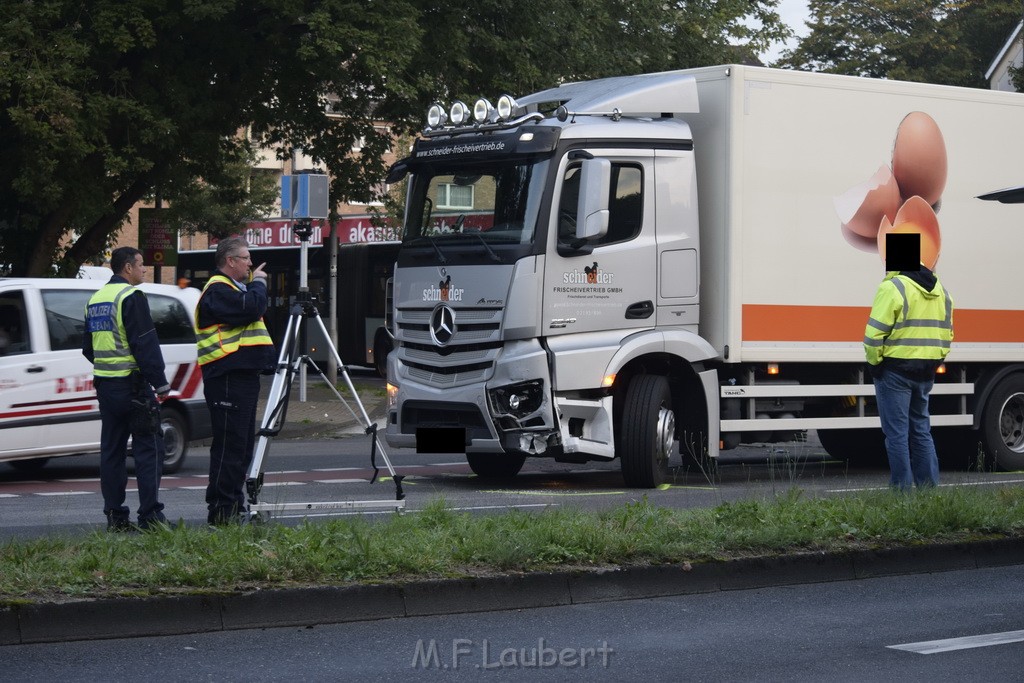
[41,290,90,351]
[0,291,31,355]
[40,289,195,351]
[148,294,196,344]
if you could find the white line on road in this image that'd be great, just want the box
[34,491,92,496]
[0,493,19,498]
[829,478,1024,493]
[273,502,557,519]
[888,629,1024,654]
[57,477,102,483]
[312,467,363,472]
[314,478,369,484]
[260,481,307,487]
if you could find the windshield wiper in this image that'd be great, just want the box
[466,231,502,263]
[409,235,448,264]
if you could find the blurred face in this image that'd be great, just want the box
[125,254,146,285]
[225,248,252,282]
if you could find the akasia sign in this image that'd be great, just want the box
[225,217,400,248]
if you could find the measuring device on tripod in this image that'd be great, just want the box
[245,174,405,520]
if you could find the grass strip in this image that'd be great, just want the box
[3,486,1024,602]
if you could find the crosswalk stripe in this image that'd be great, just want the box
[888,629,1024,654]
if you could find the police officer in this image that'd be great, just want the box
[864,250,953,491]
[83,247,171,531]
[196,237,275,525]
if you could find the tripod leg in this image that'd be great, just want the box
[306,309,404,499]
[245,307,303,506]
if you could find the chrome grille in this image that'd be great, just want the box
[396,306,503,387]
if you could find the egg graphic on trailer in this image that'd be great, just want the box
[877,196,942,270]
[892,112,947,206]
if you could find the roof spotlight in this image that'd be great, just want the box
[497,95,518,121]
[426,103,447,128]
[449,100,470,126]
[473,98,495,124]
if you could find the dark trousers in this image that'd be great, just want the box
[204,370,260,522]
[95,377,165,522]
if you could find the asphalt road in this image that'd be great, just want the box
[3,430,1024,540]
[5,563,1024,681]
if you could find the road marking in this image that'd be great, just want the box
[260,481,306,487]
[267,470,305,475]
[481,489,625,497]
[312,467,363,472]
[829,478,1024,493]
[272,502,557,519]
[57,477,102,483]
[0,493,19,498]
[178,486,208,490]
[888,629,1024,654]
[34,491,92,496]
[314,478,369,484]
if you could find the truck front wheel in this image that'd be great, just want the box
[467,452,525,480]
[619,375,674,488]
[981,373,1024,471]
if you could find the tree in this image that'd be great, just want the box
[0,0,788,276]
[777,1,1022,89]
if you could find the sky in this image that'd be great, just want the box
[763,0,811,62]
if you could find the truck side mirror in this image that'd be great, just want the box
[576,158,611,241]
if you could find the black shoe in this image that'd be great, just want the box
[106,516,135,533]
[207,511,245,527]
[137,514,168,531]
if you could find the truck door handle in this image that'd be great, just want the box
[625,300,654,319]
[26,365,45,374]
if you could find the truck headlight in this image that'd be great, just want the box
[386,382,399,410]
[488,380,544,419]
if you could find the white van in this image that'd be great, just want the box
[0,278,211,473]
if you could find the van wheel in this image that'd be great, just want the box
[161,408,189,474]
[467,452,525,480]
[9,458,49,474]
[981,373,1024,471]
[619,375,674,488]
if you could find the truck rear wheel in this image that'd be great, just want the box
[815,428,887,467]
[467,452,525,480]
[981,373,1024,471]
[619,375,674,488]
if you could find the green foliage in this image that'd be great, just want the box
[2,486,1024,600]
[777,0,1022,89]
[0,0,788,275]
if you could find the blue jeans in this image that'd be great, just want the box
[874,369,939,490]
[95,377,165,522]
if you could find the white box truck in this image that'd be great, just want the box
[382,65,1024,486]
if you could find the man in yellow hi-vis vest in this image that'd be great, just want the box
[864,259,953,491]
[196,237,275,525]
[83,247,171,531]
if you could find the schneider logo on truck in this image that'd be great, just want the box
[382,65,1024,487]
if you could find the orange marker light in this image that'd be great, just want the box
[767,363,779,375]
[936,364,946,375]
[601,374,616,388]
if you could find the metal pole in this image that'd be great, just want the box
[298,220,309,402]
[327,220,339,385]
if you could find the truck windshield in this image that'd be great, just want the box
[403,159,550,251]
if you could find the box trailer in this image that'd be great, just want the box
[382,65,1024,486]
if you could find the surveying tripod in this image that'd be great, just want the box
[244,219,404,520]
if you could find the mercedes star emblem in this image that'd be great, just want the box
[430,304,456,346]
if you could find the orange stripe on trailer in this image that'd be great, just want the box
[742,305,1024,343]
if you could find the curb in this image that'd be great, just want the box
[3,538,1023,646]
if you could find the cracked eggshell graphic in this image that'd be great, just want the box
[892,112,947,206]
[834,164,902,241]
[876,195,942,270]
